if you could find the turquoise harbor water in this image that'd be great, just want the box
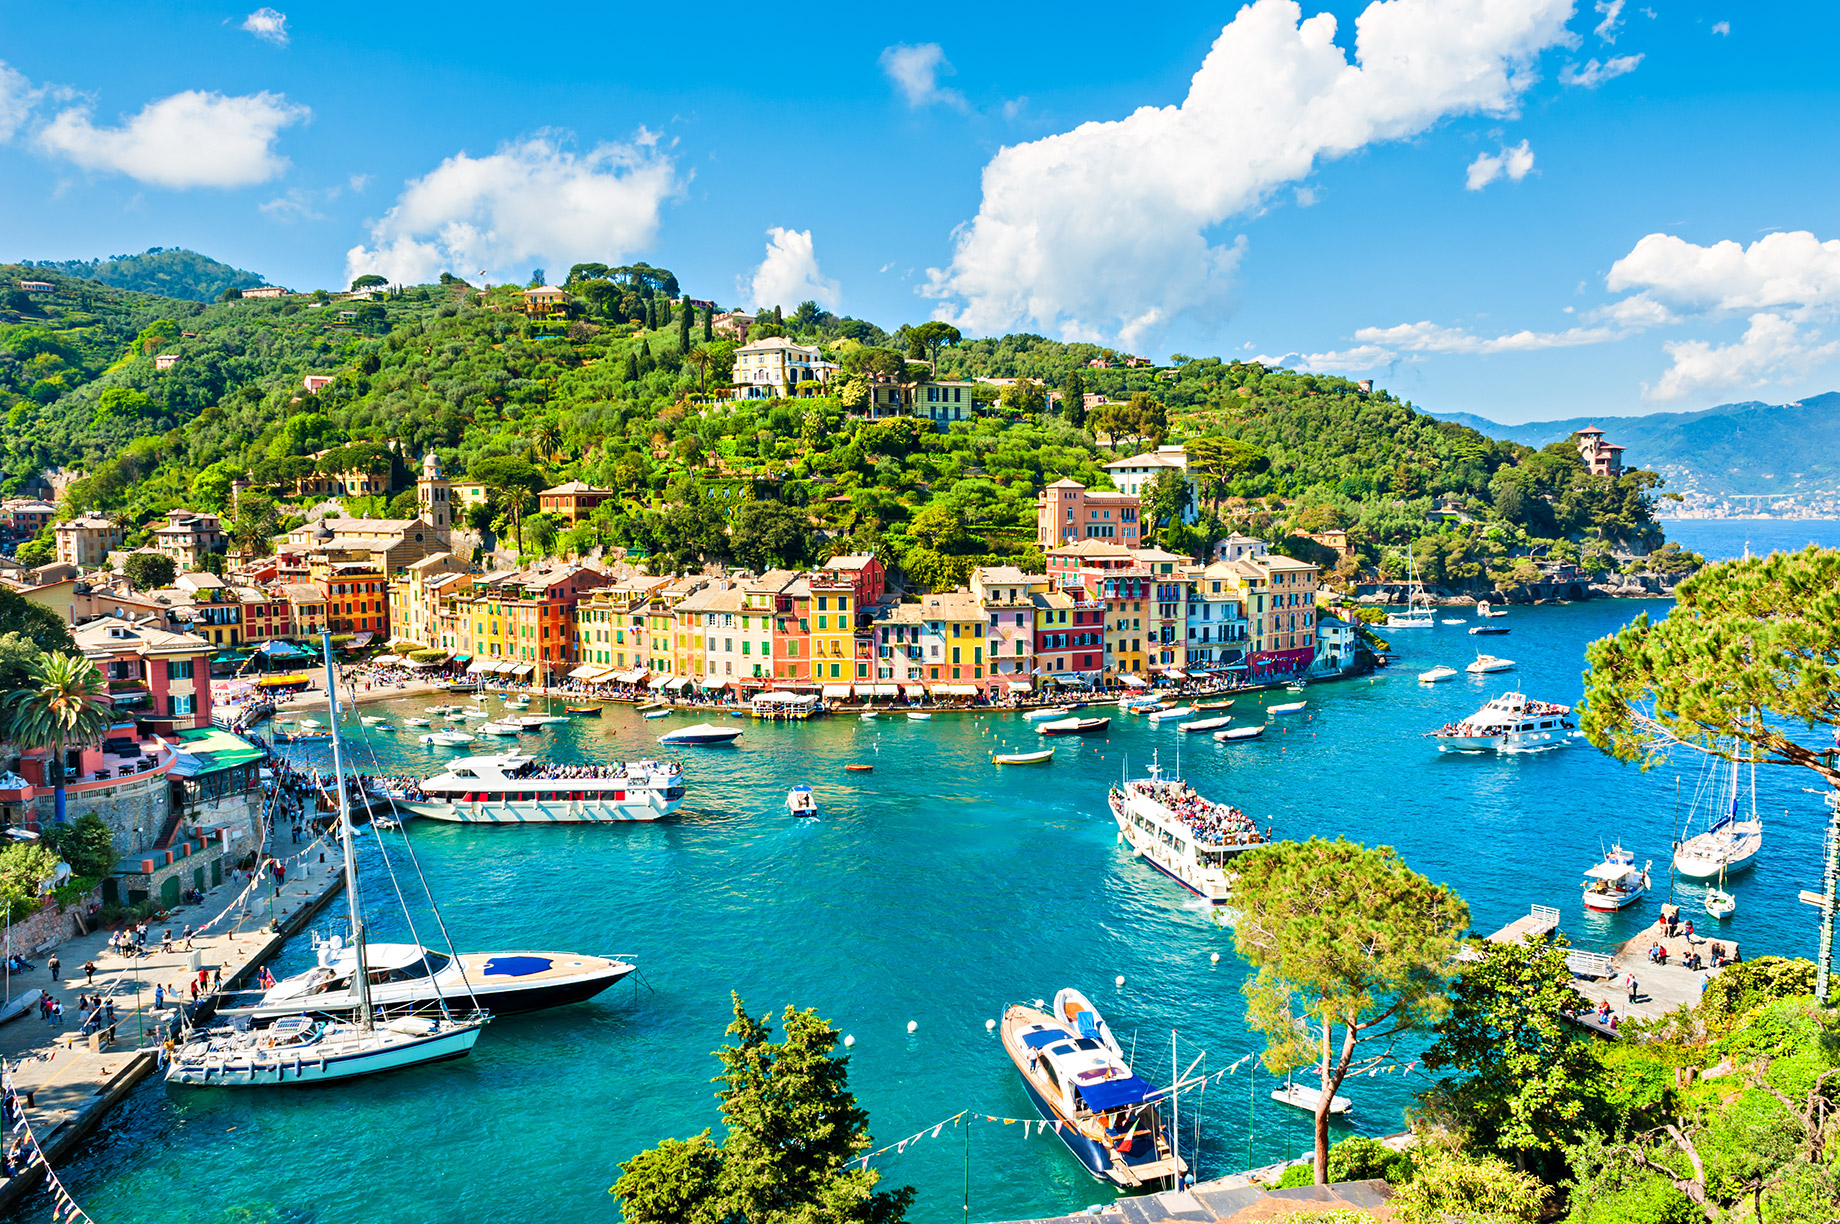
[28,526,1840,1224]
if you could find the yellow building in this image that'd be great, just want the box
[916,591,985,690]
[806,569,858,684]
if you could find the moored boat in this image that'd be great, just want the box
[1465,653,1515,674]
[1109,751,1267,902]
[564,705,602,716]
[1038,716,1111,736]
[419,731,473,747]
[1418,665,1458,684]
[1266,701,1306,715]
[1674,748,1764,879]
[1000,1004,1186,1187]
[993,748,1055,765]
[905,711,932,721]
[1272,1079,1351,1115]
[1469,625,1511,636]
[1213,725,1265,742]
[1177,716,1230,733]
[1428,691,1573,753]
[1194,699,1235,710]
[1052,987,1125,1061]
[1582,845,1650,911]
[1023,706,1073,721]
[659,722,743,746]
[404,753,686,823]
[787,785,818,818]
[1127,701,1172,716]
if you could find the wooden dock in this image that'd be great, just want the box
[0,823,346,1214]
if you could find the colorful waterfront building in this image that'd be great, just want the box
[768,575,812,686]
[1033,586,1106,680]
[970,565,1048,696]
[388,551,470,648]
[1036,479,1141,548]
[1134,548,1192,675]
[73,616,216,732]
[804,568,861,685]
[1227,553,1321,676]
[868,600,928,687]
[916,590,984,695]
[1182,561,1250,668]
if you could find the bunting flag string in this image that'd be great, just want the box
[2,1062,98,1224]
[849,1111,968,1169]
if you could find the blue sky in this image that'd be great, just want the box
[3,1,1837,425]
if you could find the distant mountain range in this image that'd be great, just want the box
[21,247,269,303]
[1433,393,1840,497]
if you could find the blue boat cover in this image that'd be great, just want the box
[1021,1028,1070,1050]
[1076,1012,1101,1042]
[481,956,553,978]
[1079,1074,1162,1111]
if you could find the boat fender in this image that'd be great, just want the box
[1114,975,1125,988]
[907,1021,917,1033]
[985,1019,995,1032]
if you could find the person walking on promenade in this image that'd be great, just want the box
[83,959,95,984]
[50,1000,62,1028]
[47,953,59,982]
[182,926,194,951]
[162,929,173,954]
[1626,973,1639,1004]
[153,984,164,1012]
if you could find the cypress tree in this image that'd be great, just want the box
[703,307,714,342]
[679,302,692,351]
[624,352,640,382]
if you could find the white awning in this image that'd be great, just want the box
[648,674,672,689]
[699,678,725,690]
[491,661,515,675]
[863,684,898,697]
[903,683,928,698]
[1006,681,1033,693]
[466,659,494,675]
[567,664,601,680]
[614,668,648,683]
[665,677,693,691]
[821,684,853,699]
[371,653,401,665]
[511,663,534,677]
[930,684,977,696]
[1163,667,1188,679]
[1118,675,1148,687]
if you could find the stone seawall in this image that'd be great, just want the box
[4,886,103,957]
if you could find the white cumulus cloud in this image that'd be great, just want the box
[1607,230,1840,315]
[879,43,967,111]
[1559,54,1643,88]
[1649,313,1839,401]
[1711,20,1730,35]
[1356,318,1617,354]
[1593,0,1625,41]
[744,228,841,313]
[1464,139,1535,190]
[345,133,678,287]
[38,89,307,187]
[0,60,42,144]
[242,8,289,46]
[924,0,1574,347]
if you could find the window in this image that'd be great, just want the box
[169,694,195,716]
[165,659,195,680]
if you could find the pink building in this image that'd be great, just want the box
[1575,426,1626,478]
[1036,479,1141,548]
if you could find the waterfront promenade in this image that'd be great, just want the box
[0,821,346,1213]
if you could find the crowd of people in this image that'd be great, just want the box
[506,759,683,782]
[1120,779,1264,847]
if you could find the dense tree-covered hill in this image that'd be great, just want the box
[19,248,270,303]
[0,261,1685,592]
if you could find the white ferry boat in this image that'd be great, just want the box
[1428,692,1575,753]
[402,753,687,823]
[1582,845,1650,911]
[1107,752,1268,903]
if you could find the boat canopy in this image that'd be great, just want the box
[1079,1074,1164,1112]
[1583,862,1637,881]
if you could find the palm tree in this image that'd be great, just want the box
[534,418,563,463]
[7,653,111,825]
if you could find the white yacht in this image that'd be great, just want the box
[1465,653,1516,675]
[1674,750,1764,879]
[1108,752,1268,903]
[1582,845,1651,911]
[1418,665,1458,684]
[1429,691,1574,753]
[215,937,635,1020]
[404,753,687,823]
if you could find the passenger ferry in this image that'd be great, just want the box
[1428,692,1575,753]
[1107,752,1268,903]
[402,752,687,823]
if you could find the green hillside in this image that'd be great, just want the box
[20,248,270,303]
[0,261,1687,592]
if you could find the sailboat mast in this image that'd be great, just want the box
[320,632,373,1029]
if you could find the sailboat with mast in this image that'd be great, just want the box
[166,633,488,1087]
[1673,744,1764,881]
[1385,544,1434,629]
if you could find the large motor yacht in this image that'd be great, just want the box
[404,752,686,822]
[1108,752,1268,903]
[1428,692,1575,753]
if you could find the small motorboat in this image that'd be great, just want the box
[1214,725,1265,742]
[374,723,396,732]
[1706,888,1736,919]
[860,711,879,721]
[477,722,522,737]
[1177,716,1230,733]
[275,730,331,744]
[360,715,384,726]
[419,731,473,747]
[1038,716,1111,736]
[297,719,324,730]
[659,723,743,746]
[905,712,932,721]
[1466,654,1516,674]
[993,748,1055,765]
[564,705,602,716]
[507,715,551,731]
[444,711,470,721]
[1418,665,1458,684]
[1475,600,1506,618]
[787,786,818,818]
[373,816,401,831]
[1053,987,1125,1060]
[1194,699,1235,710]
[1272,1078,1351,1115]
[1146,705,1195,724]
[1440,618,1467,626]
[1127,701,1172,716]
[1469,625,1512,636]
[636,702,666,713]
[643,711,670,720]
[1023,707,1072,722]
[844,763,874,772]
[404,717,432,728]
[1266,701,1306,716]
[460,708,488,718]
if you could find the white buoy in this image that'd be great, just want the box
[1114,975,1125,989]
[1210,952,1220,964]
[844,1035,855,1047]
[907,1020,918,1033]
[985,1018,996,1031]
